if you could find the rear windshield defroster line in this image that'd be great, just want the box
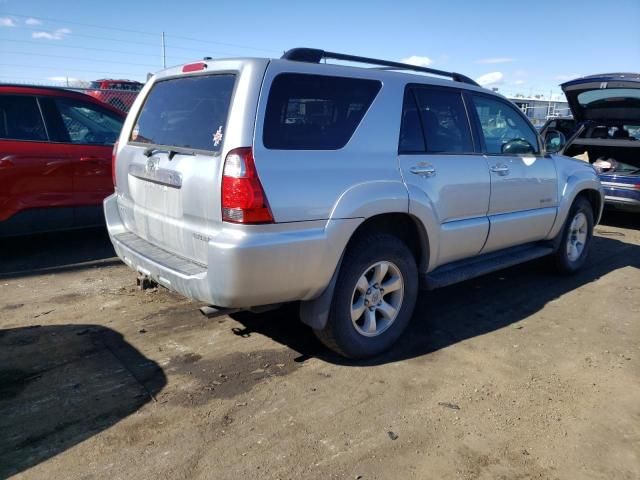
[130,74,236,154]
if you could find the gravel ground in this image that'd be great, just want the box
[1,212,639,480]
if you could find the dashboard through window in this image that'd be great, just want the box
[471,95,539,154]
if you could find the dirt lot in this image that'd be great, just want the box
[1,212,639,480]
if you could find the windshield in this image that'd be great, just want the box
[131,74,236,153]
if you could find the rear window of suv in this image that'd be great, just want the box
[131,74,235,153]
[263,73,381,150]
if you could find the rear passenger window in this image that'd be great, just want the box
[413,88,473,153]
[0,95,47,142]
[263,73,381,150]
[53,98,123,145]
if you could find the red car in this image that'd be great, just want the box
[0,85,124,237]
[87,79,143,112]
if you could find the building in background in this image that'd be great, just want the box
[507,93,570,128]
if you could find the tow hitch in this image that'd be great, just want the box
[137,274,158,290]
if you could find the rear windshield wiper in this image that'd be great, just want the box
[143,147,195,160]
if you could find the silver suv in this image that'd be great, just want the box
[105,48,604,358]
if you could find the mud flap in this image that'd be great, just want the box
[299,255,343,330]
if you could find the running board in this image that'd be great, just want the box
[422,244,554,290]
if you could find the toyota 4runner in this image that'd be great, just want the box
[105,48,604,358]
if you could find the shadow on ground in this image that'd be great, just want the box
[600,209,640,230]
[0,227,118,279]
[0,324,166,478]
[230,215,640,366]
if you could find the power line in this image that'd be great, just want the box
[0,50,161,68]
[0,63,148,77]
[2,12,279,53]
[0,38,192,61]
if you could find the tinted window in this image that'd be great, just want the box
[413,88,473,153]
[263,73,381,150]
[398,90,425,153]
[472,95,539,154]
[52,98,123,145]
[132,74,236,153]
[0,95,47,141]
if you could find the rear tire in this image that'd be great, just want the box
[314,234,418,359]
[553,196,594,274]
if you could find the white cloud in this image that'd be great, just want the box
[400,55,433,67]
[476,71,504,86]
[475,57,514,64]
[513,79,526,85]
[32,27,71,40]
[25,17,42,25]
[0,16,16,27]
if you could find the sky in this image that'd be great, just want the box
[1,0,639,98]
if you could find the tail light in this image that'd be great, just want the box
[112,140,118,186]
[221,147,273,224]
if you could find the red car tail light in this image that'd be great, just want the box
[221,147,273,224]
[112,140,118,186]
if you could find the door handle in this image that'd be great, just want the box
[490,164,510,176]
[410,165,436,177]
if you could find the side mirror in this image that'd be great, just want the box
[501,138,536,155]
[543,129,566,154]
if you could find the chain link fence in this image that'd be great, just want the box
[4,79,143,113]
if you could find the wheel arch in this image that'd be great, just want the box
[300,211,430,330]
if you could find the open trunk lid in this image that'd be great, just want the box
[561,73,640,124]
[113,58,268,265]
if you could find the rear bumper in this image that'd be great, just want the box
[104,194,359,307]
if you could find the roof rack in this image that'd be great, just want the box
[281,48,480,87]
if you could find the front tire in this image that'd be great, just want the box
[553,196,594,274]
[314,234,418,359]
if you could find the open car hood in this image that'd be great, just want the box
[561,73,640,124]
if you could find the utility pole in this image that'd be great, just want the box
[161,32,166,68]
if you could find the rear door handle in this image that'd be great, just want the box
[490,164,510,176]
[410,165,436,177]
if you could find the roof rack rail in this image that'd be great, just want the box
[281,48,480,87]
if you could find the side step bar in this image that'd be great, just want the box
[422,244,554,290]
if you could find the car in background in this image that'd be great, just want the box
[0,84,124,237]
[87,79,143,112]
[542,73,640,213]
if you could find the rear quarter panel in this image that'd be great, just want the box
[252,62,409,223]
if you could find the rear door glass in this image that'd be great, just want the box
[0,95,47,141]
[131,74,236,153]
[49,97,123,145]
[412,87,473,153]
[263,73,381,150]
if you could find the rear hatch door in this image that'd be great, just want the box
[560,73,640,123]
[114,59,268,265]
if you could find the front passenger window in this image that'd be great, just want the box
[471,95,539,154]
